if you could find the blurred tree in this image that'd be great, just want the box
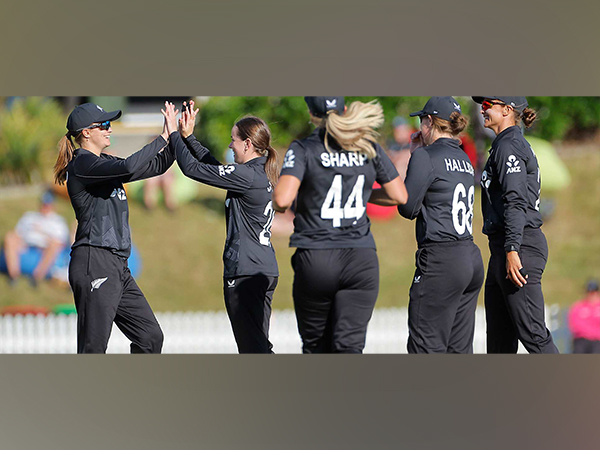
[0,97,66,185]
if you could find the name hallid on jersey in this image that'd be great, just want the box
[444,158,474,176]
[320,152,368,168]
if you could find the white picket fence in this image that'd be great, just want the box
[0,306,561,354]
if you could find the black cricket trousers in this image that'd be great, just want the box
[485,228,559,354]
[223,275,278,354]
[69,246,163,354]
[407,240,484,354]
[291,247,379,354]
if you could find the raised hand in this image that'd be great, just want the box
[161,101,179,136]
[409,131,423,153]
[179,100,200,138]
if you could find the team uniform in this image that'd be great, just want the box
[481,125,558,353]
[170,133,279,353]
[281,127,399,353]
[398,138,484,353]
[67,135,174,353]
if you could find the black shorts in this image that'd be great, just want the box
[291,247,379,354]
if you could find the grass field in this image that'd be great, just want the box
[0,144,598,313]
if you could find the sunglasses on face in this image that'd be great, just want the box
[481,100,506,112]
[86,121,111,131]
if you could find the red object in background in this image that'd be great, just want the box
[0,305,51,316]
[366,182,397,221]
[459,134,478,169]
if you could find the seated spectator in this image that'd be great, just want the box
[1,190,69,285]
[568,279,600,353]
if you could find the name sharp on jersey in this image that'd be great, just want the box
[321,152,368,168]
[444,158,474,176]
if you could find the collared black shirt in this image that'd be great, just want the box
[480,126,543,252]
[280,128,398,249]
[398,138,476,247]
[171,133,278,279]
[67,135,173,258]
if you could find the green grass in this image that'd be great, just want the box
[1,146,598,312]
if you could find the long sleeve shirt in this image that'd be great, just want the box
[67,135,174,257]
[480,126,543,252]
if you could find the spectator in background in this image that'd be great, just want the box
[387,116,415,180]
[568,279,600,353]
[1,190,69,285]
[143,166,177,212]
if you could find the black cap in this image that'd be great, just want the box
[472,96,529,113]
[304,96,345,118]
[66,103,122,135]
[587,279,599,292]
[410,96,462,121]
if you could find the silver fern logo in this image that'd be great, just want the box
[91,277,108,292]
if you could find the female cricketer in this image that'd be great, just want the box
[54,101,176,353]
[273,96,407,353]
[165,101,279,354]
[473,96,558,353]
[375,96,484,353]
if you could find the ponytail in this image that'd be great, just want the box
[512,107,537,129]
[521,107,537,128]
[264,145,280,187]
[313,100,383,159]
[234,116,280,186]
[53,133,77,185]
[430,111,469,137]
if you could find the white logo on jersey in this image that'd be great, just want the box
[283,149,295,169]
[218,165,236,176]
[267,182,273,193]
[506,155,521,174]
[453,102,461,111]
[227,279,235,288]
[481,170,491,189]
[414,275,422,284]
[326,99,337,109]
[96,105,104,112]
[110,188,126,200]
[91,277,108,292]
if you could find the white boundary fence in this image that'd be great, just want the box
[0,306,562,354]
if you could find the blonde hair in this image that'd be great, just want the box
[312,100,384,159]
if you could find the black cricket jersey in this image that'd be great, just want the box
[281,128,398,249]
[398,138,476,247]
[67,135,173,258]
[170,133,279,279]
[480,126,543,252]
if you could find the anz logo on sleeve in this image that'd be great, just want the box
[283,149,295,169]
[506,155,521,174]
[219,165,236,176]
[110,188,127,200]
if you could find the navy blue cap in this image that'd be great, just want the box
[472,96,529,114]
[66,103,122,135]
[410,96,462,121]
[304,96,345,118]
